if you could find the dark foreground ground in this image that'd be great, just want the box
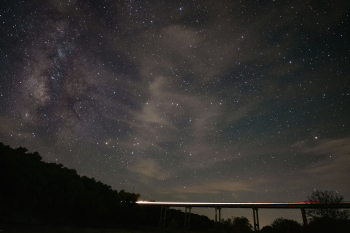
[0,226,220,233]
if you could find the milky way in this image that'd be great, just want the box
[1,0,350,226]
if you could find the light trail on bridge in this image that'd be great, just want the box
[136,201,350,208]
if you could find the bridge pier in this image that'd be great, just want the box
[159,206,169,227]
[215,207,221,223]
[301,208,307,226]
[252,208,260,231]
[184,207,192,231]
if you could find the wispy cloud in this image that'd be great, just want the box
[172,180,253,194]
[292,137,350,188]
[129,157,171,182]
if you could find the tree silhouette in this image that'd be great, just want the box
[271,217,301,233]
[306,189,350,221]
[222,216,252,233]
[305,190,350,233]
[260,225,273,232]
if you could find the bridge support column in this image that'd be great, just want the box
[215,207,221,223]
[301,208,307,226]
[252,208,260,231]
[215,207,217,223]
[184,207,192,231]
[159,206,168,227]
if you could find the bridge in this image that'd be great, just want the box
[136,201,350,231]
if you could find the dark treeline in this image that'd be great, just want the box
[0,142,214,230]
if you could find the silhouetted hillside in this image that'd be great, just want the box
[0,142,142,227]
[0,142,214,231]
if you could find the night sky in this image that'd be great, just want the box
[1,0,350,227]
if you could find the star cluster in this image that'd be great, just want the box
[1,0,350,226]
